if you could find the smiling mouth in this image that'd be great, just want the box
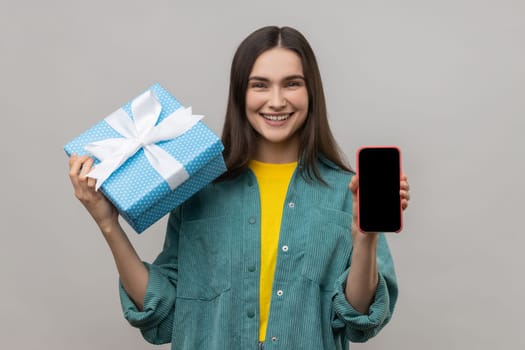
[260,113,293,121]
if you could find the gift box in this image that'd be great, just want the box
[64,83,227,233]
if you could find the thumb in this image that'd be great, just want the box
[349,175,359,194]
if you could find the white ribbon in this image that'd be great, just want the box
[85,90,203,191]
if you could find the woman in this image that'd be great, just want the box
[68,26,410,350]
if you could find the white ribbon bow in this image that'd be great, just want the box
[85,90,203,191]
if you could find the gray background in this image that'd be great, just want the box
[1,0,523,349]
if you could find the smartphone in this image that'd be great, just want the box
[357,146,402,233]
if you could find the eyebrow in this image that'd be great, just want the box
[248,75,305,82]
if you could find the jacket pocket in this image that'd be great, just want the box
[300,207,353,291]
[177,215,232,300]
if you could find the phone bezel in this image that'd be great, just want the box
[356,146,403,233]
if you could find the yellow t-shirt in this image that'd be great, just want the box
[249,160,297,342]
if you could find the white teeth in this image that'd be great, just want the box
[261,113,291,121]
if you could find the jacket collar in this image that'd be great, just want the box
[297,153,342,171]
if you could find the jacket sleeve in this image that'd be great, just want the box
[119,208,182,345]
[331,233,398,343]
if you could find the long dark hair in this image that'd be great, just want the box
[220,26,351,182]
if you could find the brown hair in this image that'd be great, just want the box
[220,26,351,182]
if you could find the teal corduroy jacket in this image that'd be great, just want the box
[119,157,398,350]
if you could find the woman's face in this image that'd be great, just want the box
[245,47,309,160]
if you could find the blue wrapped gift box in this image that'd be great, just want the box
[64,83,227,233]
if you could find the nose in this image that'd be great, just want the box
[269,87,286,109]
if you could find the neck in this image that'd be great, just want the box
[253,136,300,164]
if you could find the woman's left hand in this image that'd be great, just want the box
[345,175,410,311]
[400,175,410,211]
[348,174,410,240]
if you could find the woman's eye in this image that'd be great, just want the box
[251,82,266,89]
[287,80,302,88]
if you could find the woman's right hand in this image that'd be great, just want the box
[69,154,149,308]
[68,154,119,232]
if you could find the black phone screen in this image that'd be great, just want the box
[357,147,402,232]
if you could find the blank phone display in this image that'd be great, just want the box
[358,147,401,232]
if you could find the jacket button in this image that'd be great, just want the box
[248,217,256,224]
[247,310,255,318]
[248,265,256,272]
